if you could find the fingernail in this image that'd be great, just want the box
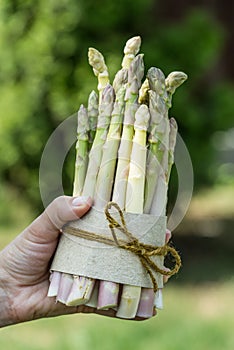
[72,196,91,206]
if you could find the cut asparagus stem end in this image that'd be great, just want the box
[47,271,61,297]
[116,285,141,319]
[154,289,164,310]
[85,281,99,308]
[97,281,119,310]
[66,276,95,306]
[56,273,73,304]
[136,288,155,318]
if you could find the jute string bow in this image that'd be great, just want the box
[64,201,181,292]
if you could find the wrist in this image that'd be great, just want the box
[0,268,16,328]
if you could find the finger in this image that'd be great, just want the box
[26,196,92,242]
[164,229,172,283]
[163,267,171,284]
[165,229,171,243]
[46,302,150,321]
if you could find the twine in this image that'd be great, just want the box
[63,201,181,292]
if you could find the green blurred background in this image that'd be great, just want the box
[0,0,233,349]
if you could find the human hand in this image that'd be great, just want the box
[0,196,114,327]
[0,196,173,327]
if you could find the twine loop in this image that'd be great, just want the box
[64,201,182,292]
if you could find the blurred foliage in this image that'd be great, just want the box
[0,0,234,213]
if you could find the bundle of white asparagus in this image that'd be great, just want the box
[48,36,187,319]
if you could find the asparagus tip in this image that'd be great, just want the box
[124,36,142,55]
[147,67,166,96]
[88,47,108,75]
[165,71,188,94]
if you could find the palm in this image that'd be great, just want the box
[0,225,66,321]
[0,196,94,324]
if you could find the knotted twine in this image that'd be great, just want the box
[63,201,181,292]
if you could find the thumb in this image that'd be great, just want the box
[26,196,92,242]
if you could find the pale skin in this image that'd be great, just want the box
[0,195,118,328]
[0,195,171,328]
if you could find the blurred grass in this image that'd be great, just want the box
[0,283,234,350]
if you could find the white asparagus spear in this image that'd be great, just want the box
[152,118,178,310]
[112,54,144,209]
[56,273,73,304]
[65,105,94,306]
[48,105,90,300]
[95,53,142,310]
[69,54,124,308]
[97,281,120,310]
[144,92,168,214]
[94,76,126,310]
[85,281,100,308]
[56,53,109,305]
[116,104,150,319]
[66,276,95,306]
[151,72,187,308]
[47,271,61,297]
[85,70,128,310]
[137,78,169,317]
[136,289,155,317]
[140,69,187,315]
[66,86,115,307]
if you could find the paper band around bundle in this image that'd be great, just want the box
[51,202,180,290]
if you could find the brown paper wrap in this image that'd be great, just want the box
[51,207,166,289]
